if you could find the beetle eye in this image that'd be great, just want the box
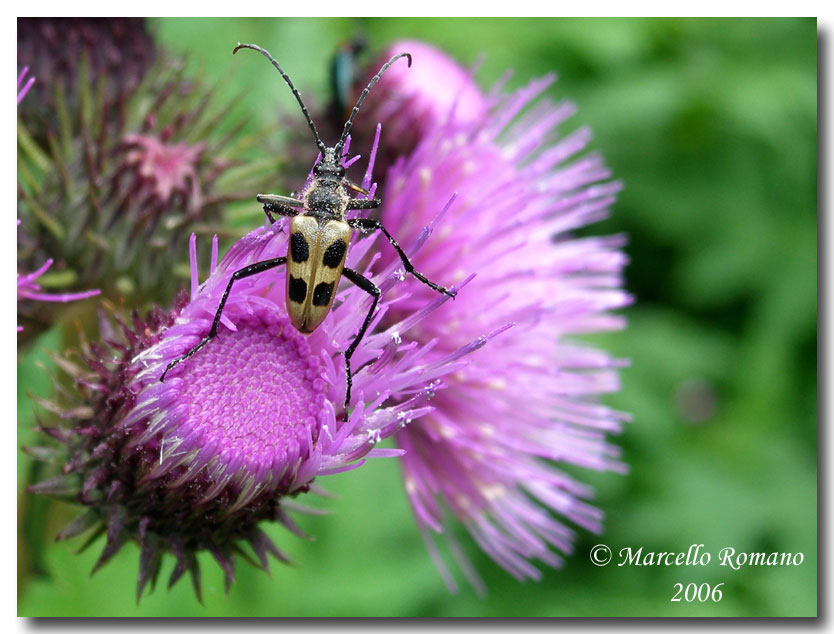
[337,165,345,178]
[313,163,323,175]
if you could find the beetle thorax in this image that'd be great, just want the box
[303,176,349,219]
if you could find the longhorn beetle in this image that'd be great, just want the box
[161,42,457,419]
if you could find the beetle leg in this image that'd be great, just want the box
[347,217,457,298]
[160,257,287,382]
[340,266,381,419]
[257,194,303,224]
[262,202,299,224]
[345,179,371,196]
[257,193,305,207]
[346,197,381,210]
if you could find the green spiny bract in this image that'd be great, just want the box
[17,53,278,337]
[17,18,157,144]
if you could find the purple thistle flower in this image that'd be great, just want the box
[127,221,440,503]
[363,45,631,592]
[28,137,485,599]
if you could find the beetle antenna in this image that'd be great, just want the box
[336,52,411,153]
[234,42,327,155]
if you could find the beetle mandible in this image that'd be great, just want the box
[161,42,457,419]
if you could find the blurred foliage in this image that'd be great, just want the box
[17,17,816,616]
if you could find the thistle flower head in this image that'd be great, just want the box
[122,131,206,212]
[126,224,408,507]
[28,136,489,599]
[365,54,631,591]
[17,50,275,314]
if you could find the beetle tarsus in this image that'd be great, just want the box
[159,257,287,382]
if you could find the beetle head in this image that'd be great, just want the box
[314,148,346,182]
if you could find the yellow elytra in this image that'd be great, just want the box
[286,215,351,333]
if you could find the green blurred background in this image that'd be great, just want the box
[17,17,817,616]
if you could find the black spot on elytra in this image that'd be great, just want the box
[312,281,335,307]
[290,232,309,263]
[288,276,307,304]
[322,239,347,268]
